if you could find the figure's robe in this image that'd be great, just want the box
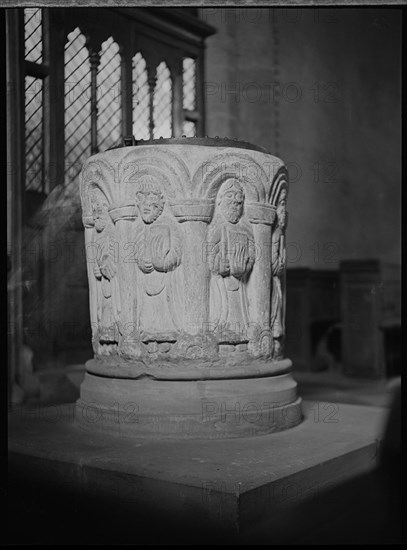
[207,217,255,342]
[270,229,285,340]
[93,225,121,346]
[133,214,183,342]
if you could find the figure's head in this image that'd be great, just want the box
[135,177,165,224]
[276,189,287,228]
[218,179,244,224]
[92,201,109,233]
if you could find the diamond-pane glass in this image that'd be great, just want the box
[98,37,122,151]
[153,62,172,139]
[133,52,150,140]
[24,8,42,63]
[25,76,43,192]
[64,28,91,184]
[182,121,196,138]
[182,58,196,110]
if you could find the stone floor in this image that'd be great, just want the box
[8,365,400,544]
[8,399,387,544]
[295,370,396,408]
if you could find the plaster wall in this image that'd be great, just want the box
[203,7,401,268]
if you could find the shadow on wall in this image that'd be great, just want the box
[22,180,92,372]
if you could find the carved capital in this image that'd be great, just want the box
[108,203,138,223]
[169,199,215,223]
[246,202,276,226]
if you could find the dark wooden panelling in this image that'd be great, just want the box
[286,268,340,371]
[285,268,311,369]
[340,260,401,378]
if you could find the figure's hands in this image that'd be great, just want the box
[278,210,288,230]
[272,254,284,277]
[217,251,230,276]
[93,264,102,279]
[273,251,285,277]
[134,241,153,273]
[150,234,169,272]
[163,248,179,272]
[230,243,249,278]
[100,254,117,280]
[141,260,154,274]
[277,247,286,276]
[151,234,163,258]
[208,242,228,276]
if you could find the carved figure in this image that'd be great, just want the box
[270,189,287,359]
[133,176,183,352]
[92,199,121,354]
[207,179,255,343]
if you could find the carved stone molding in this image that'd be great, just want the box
[108,203,137,223]
[169,199,215,223]
[246,202,276,226]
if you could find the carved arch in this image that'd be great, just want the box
[118,148,191,201]
[269,166,289,207]
[79,157,115,219]
[193,153,268,203]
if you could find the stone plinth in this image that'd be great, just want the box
[76,137,300,437]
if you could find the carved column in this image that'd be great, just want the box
[75,137,301,438]
[245,203,276,357]
[108,201,138,357]
[170,199,215,342]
